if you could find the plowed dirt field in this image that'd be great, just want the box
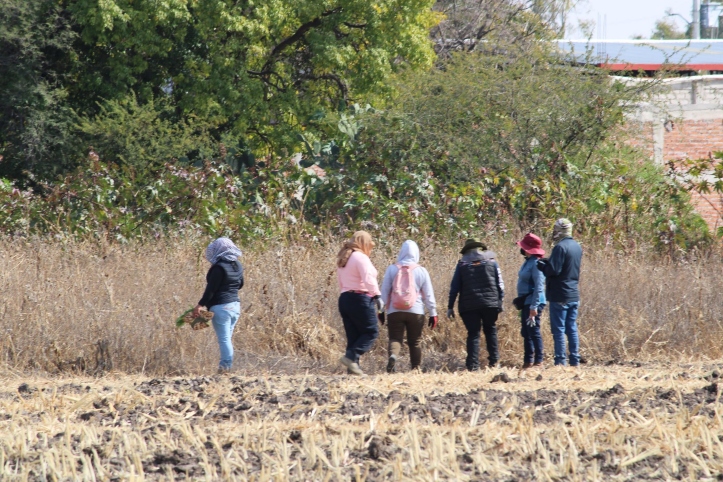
[2,362,722,480]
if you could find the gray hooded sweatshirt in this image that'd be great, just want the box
[380,240,438,316]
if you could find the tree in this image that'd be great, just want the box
[317,44,690,238]
[65,0,440,154]
[651,18,687,40]
[0,0,440,177]
[0,0,78,178]
[431,0,576,57]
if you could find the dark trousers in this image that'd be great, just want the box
[520,305,545,364]
[387,312,425,369]
[460,307,499,370]
[338,292,379,363]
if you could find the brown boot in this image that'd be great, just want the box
[533,362,544,369]
[522,363,532,369]
[340,356,363,375]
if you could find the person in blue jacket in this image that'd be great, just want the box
[515,233,546,369]
[447,238,504,371]
[536,219,583,367]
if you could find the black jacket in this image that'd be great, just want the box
[448,256,504,313]
[537,237,582,303]
[199,260,244,308]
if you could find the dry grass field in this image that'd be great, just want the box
[1,363,723,480]
[1,237,722,375]
[2,237,723,479]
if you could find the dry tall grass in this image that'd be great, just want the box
[1,237,722,375]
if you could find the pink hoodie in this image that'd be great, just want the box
[337,251,381,296]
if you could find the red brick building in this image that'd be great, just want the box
[559,40,723,231]
[626,75,723,232]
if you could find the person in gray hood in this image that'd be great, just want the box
[380,240,438,373]
[447,238,504,370]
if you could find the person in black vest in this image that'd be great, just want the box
[447,238,505,370]
[193,237,244,373]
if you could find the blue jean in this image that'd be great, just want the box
[520,304,545,364]
[338,292,379,363]
[210,302,241,370]
[548,301,580,366]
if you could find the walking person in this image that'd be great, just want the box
[536,218,583,367]
[193,237,244,374]
[336,231,383,375]
[515,233,546,369]
[447,238,504,371]
[380,240,438,373]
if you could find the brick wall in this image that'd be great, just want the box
[663,119,723,161]
[628,118,723,231]
[623,75,723,231]
[664,119,723,231]
[690,190,723,233]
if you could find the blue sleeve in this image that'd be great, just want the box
[542,245,565,278]
[530,263,544,310]
[448,263,462,310]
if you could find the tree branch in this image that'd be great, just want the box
[307,73,350,102]
[249,8,342,77]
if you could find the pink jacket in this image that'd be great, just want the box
[337,251,381,296]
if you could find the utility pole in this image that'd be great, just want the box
[693,0,701,39]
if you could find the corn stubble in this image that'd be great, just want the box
[1,364,722,480]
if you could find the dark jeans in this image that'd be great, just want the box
[460,307,499,370]
[338,292,379,363]
[387,312,425,369]
[520,304,545,365]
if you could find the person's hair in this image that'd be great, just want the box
[336,231,374,267]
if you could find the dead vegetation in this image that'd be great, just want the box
[1,363,723,480]
[0,236,722,375]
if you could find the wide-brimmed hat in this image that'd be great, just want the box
[460,238,487,254]
[516,233,545,256]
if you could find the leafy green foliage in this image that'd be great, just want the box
[0,0,78,177]
[0,157,328,242]
[292,52,711,249]
[76,94,218,170]
[0,0,712,251]
[0,0,439,178]
[673,153,723,241]
[66,0,439,152]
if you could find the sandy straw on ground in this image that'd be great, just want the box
[1,362,722,480]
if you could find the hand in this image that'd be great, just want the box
[428,316,438,329]
[378,311,386,325]
[529,308,538,318]
[192,304,203,318]
[373,296,385,312]
[446,309,455,319]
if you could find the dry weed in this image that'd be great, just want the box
[0,237,722,375]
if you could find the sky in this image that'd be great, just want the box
[566,0,698,39]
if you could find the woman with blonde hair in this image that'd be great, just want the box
[336,231,383,375]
